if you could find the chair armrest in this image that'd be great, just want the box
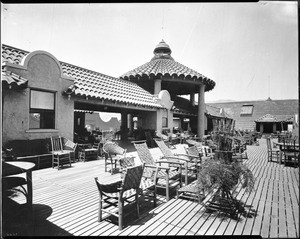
[175,153,200,160]
[161,156,189,163]
[147,163,170,170]
[156,158,185,165]
[131,140,147,144]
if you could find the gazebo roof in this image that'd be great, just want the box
[120,40,216,95]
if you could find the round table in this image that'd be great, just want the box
[3,161,35,208]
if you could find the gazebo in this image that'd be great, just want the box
[120,40,216,138]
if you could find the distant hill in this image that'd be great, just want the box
[206,99,237,103]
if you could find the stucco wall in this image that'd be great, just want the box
[2,52,74,144]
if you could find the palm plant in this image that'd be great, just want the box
[198,131,255,215]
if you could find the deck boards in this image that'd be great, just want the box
[2,138,299,237]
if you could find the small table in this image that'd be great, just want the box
[274,142,299,164]
[2,161,35,209]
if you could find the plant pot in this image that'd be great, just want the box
[214,150,233,163]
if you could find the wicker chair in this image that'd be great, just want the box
[154,138,200,185]
[103,141,127,174]
[94,165,144,230]
[133,140,183,201]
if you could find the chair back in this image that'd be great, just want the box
[122,165,144,191]
[133,141,156,165]
[185,145,201,158]
[64,139,77,151]
[154,139,173,157]
[266,137,272,151]
[103,142,126,157]
[101,130,115,143]
[51,136,63,152]
[156,131,169,141]
[119,157,135,169]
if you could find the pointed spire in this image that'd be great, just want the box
[151,39,173,61]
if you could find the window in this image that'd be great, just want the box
[240,105,254,116]
[29,89,55,129]
[162,110,168,128]
[162,117,168,127]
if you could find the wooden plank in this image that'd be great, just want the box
[137,199,187,235]
[152,200,197,235]
[232,187,252,235]
[118,198,181,236]
[286,181,299,238]
[246,174,268,235]
[174,202,206,235]
[269,179,279,238]
[278,179,288,238]
[4,142,299,237]
[114,198,171,236]
[283,179,297,238]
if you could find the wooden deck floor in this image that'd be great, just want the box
[2,138,299,237]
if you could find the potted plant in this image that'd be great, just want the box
[198,131,255,216]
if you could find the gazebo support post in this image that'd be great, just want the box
[154,79,162,95]
[197,84,205,140]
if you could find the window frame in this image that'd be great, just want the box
[29,89,56,129]
[240,104,254,116]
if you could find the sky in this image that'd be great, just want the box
[1,2,298,104]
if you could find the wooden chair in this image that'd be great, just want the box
[154,138,199,185]
[184,145,202,177]
[155,131,176,149]
[232,138,248,161]
[119,158,158,208]
[78,142,100,162]
[103,141,127,174]
[94,165,144,230]
[282,139,299,167]
[133,140,183,201]
[50,136,77,170]
[266,137,280,163]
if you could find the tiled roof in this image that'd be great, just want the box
[2,45,29,65]
[255,114,294,122]
[61,62,162,108]
[2,70,28,89]
[205,104,231,119]
[173,96,232,119]
[173,96,197,116]
[1,44,162,109]
[120,40,215,92]
[208,99,299,130]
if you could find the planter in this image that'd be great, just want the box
[214,150,233,163]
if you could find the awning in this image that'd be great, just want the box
[2,71,28,89]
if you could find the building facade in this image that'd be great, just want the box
[2,42,220,145]
[208,98,299,134]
